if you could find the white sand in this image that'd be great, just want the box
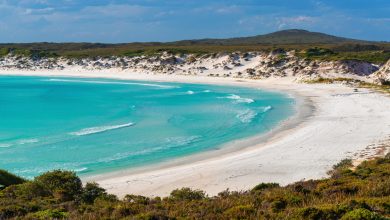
[1,70,390,197]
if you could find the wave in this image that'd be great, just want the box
[202,90,211,93]
[17,138,39,145]
[43,78,177,89]
[0,138,39,148]
[69,122,135,136]
[0,143,12,148]
[236,106,272,123]
[186,90,195,95]
[261,105,272,113]
[219,94,254,104]
[73,167,88,172]
[236,109,258,123]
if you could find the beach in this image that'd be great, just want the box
[1,70,390,197]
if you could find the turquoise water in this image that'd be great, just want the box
[0,76,295,178]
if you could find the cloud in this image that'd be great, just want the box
[81,4,149,19]
[192,4,241,14]
[277,15,317,29]
[215,5,241,14]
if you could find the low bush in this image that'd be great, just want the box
[0,154,389,219]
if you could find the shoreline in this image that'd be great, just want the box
[1,70,390,197]
[81,83,313,181]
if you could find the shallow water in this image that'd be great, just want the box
[0,76,295,178]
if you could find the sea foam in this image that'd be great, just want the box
[219,94,254,104]
[236,109,258,123]
[0,143,12,148]
[236,106,272,123]
[70,122,135,136]
[17,139,39,145]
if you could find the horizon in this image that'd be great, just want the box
[0,0,389,43]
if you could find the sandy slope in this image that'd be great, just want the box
[1,71,390,197]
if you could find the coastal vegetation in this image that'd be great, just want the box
[1,154,389,219]
[304,77,390,94]
[0,30,389,63]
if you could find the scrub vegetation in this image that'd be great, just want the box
[0,153,389,219]
[0,29,389,63]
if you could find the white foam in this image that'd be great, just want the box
[74,167,88,172]
[0,143,12,148]
[236,106,272,123]
[44,78,177,89]
[17,138,39,145]
[70,122,135,136]
[203,90,211,93]
[262,106,272,112]
[0,138,39,148]
[219,94,254,104]
[236,109,258,123]
[186,90,195,95]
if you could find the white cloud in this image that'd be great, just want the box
[215,5,241,14]
[277,15,317,29]
[81,4,149,18]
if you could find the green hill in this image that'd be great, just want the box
[0,29,388,61]
[173,29,370,45]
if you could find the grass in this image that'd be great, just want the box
[0,153,389,219]
[304,77,390,95]
[297,48,390,64]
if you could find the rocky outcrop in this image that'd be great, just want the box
[373,59,390,84]
[0,51,387,82]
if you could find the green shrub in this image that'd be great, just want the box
[271,199,287,212]
[252,183,280,192]
[224,205,255,219]
[29,209,68,219]
[341,208,384,220]
[81,182,107,204]
[0,169,26,188]
[169,188,206,201]
[124,194,150,205]
[34,170,82,201]
[9,181,50,200]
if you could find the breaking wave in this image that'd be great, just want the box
[219,94,254,104]
[0,138,39,148]
[69,122,135,136]
[236,109,258,123]
[0,143,12,148]
[17,139,39,145]
[236,106,272,123]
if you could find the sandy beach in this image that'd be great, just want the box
[1,70,390,197]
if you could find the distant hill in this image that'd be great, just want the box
[0,29,388,58]
[172,29,370,45]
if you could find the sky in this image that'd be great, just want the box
[0,0,389,43]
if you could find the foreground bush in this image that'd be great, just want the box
[0,154,389,219]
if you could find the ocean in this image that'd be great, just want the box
[0,76,295,178]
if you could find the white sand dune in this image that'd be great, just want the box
[1,70,390,197]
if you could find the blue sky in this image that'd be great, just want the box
[0,0,389,43]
